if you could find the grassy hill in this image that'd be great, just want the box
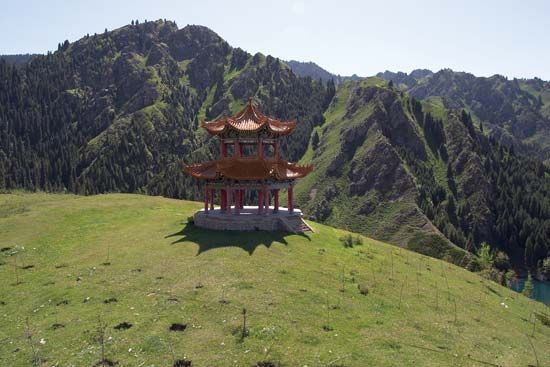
[0,193,548,366]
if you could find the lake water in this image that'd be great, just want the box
[511,279,550,306]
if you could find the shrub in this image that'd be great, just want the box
[339,234,363,248]
[505,269,517,287]
[339,234,354,248]
[465,255,481,272]
[493,251,511,271]
[477,242,494,270]
[535,312,550,327]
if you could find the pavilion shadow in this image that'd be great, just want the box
[166,223,310,255]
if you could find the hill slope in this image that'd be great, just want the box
[1,193,548,366]
[296,78,550,270]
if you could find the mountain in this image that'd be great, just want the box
[1,193,549,366]
[376,69,433,88]
[377,69,550,164]
[296,78,550,271]
[286,59,361,85]
[286,60,336,81]
[0,20,333,199]
[1,21,549,274]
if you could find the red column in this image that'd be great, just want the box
[264,188,270,214]
[220,189,225,211]
[240,189,245,209]
[274,141,279,160]
[258,189,264,214]
[258,139,263,158]
[288,185,294,213]
[227,189,232,214]
[204,186,209,213]
[235,189,240,215]
[221,142,227,158]
[210,189,215,210]
[274,189,279,213]
[235,140,240,157]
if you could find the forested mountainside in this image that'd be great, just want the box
[296,78,550,272]
[377,69,550,164]
[0,20,334,198]
[1,20,549,273]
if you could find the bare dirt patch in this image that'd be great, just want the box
[114,322,132,330]
[94,359,118,366]
[169,323,187,332]
[173,359,192,367]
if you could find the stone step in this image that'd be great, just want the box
[278,216,312,233]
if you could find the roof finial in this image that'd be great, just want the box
[248,96,254,107]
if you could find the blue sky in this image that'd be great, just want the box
[1,0,549,79]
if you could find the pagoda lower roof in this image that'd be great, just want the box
[201,101,296,136]
[183,158,312,181]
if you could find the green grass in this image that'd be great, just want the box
[0,193,549,367]
[197,85,217,124]
[421,96,447,121]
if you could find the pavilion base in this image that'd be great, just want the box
[193,206,312,233]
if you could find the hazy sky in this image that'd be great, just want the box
[1,0,549,79]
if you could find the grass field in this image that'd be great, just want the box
[0,193,549,367]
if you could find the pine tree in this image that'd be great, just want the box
[522,272,534,298]
[311,130,320,150]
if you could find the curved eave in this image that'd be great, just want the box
[182,160,313,181]
[201,120,297,136]
[182,162,218,180]
[275,162,313,180]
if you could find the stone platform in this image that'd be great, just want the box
[193,206,312,233]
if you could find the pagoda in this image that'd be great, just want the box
[183,99,313,232]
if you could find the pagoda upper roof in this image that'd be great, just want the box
[201,100,297,136]
[183,158,312,181]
